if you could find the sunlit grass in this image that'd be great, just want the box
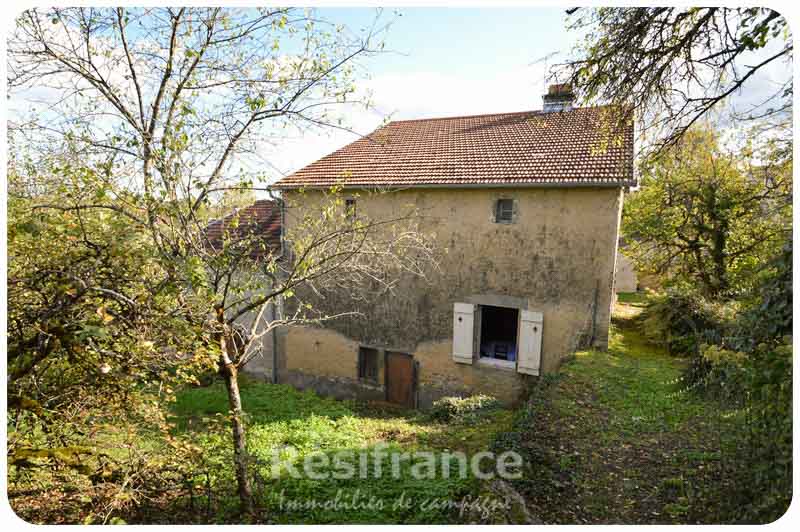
[169,379,513,523]
[504,300,745,524]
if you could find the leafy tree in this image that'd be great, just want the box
[560,7,792,152]
[622,126,791,298]
[8,7,436,516]
[7,165,212,507]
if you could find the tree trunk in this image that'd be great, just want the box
[711,223,729,297]
[691,244,715,297]
[217,321,254,516]
[705,184,729,298]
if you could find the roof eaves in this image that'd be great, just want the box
[271,179,636,191]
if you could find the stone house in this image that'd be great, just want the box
[614,251,639,293]
[241,85,634,408]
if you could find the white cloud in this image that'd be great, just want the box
[257,63,547,183]
[367,64,547,120]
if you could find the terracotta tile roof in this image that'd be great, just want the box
[272,106,634,189]
[205,199,281,259]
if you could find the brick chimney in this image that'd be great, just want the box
[542,83,575,113]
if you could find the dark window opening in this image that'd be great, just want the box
[345,198,357,222]
[479,305,518,361]
[358,346,379,382]
[495,199,514,223]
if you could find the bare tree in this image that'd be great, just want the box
[557,7,792,155]
[197,185,437,514]
[8,7,438,516]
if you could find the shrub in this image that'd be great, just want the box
[729,242,792,351]
[678,242,793,523]
[685,242,792,395]
[429,394,502,422]
[701,339,793,523]
[639,289,737,357]
[735,339,792,522]
[720,244,792,522]
[693,344,748,399]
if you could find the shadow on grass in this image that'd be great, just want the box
[129,440,482,524]
[148,378,515,523]
[493,317,740,524]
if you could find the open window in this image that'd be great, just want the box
[479,305,518,362]
[452,302,542,374]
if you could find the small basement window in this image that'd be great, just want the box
[358,346,379,382]
[495,199,514,224]
[479,305,519,362]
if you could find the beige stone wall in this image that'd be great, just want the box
[413,338,527,405]
[279,186,623,404]
[235,299,277,381]
[281,326,525,406]
[284,326,360,378]
[614,252,639,293]
[220,271,280,382]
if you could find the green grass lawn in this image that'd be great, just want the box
[161,380,514,524]
[616,291,649,306]
[497,303,741,524]
[10,296,743,525]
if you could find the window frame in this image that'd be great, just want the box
[357,346,379,383]
[345,198,357,222]
[494,198,515,224]
[452,299,540,374]
[477,304,519,368]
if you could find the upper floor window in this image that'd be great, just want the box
[495,198,514,224]
[345,198,357,222]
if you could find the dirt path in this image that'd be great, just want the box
[500,302,733,524]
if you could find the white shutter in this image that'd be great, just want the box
[452,303,476,364]
[517,310,543,375]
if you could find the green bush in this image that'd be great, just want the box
[730,242,792,351]
[695,339,793,523]
[686,243,792,396]
[676,242,793,523]
[639,289,736,357]
[735,340,792,522]
[429,394,501,422]
[720,244,792,523]
[693,344,748,399]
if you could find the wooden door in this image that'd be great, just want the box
[385,351,415,408]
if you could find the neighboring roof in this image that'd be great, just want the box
[272,106,635,189]
[204,199,281,259]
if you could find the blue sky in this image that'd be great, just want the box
[268,7,577,179]
[8,6,788,184]
[268,5,790,181]
[6,6,578,185]
[321,7,571,79]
